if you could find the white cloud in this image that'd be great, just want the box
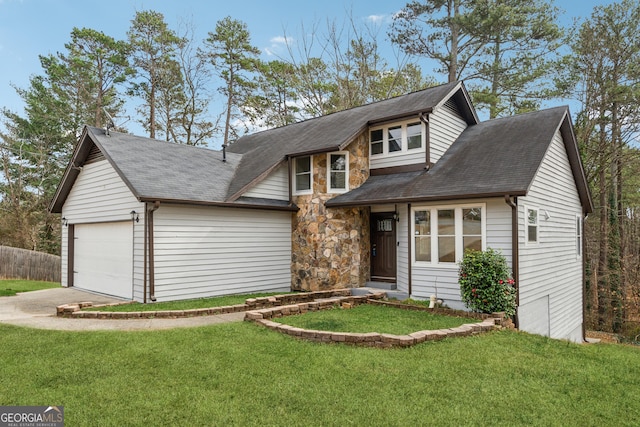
[263,35,294,57]
[367,14,386,24]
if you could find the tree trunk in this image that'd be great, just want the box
[448,0,459,83]
[597,119,609,329]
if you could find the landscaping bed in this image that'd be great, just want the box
[244,292,504,348]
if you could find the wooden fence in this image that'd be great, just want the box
[0,246,61,282]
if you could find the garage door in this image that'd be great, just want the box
[74,222,133,299]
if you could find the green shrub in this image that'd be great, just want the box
[458,249,516,317]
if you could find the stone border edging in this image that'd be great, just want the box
[55,289,353,319]
[244,294,505,348]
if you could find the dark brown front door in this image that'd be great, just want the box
[370,213,396,282]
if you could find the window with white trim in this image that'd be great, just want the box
[413,204,485,265]
[526,207,539,243]
[327,152,348,193]
[293,156,312,195]
[576,215,582,256]
[370,120,424,157]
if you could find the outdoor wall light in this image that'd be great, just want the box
[61,217,68,227]
[130,210,139,223]
[393,212,400,222]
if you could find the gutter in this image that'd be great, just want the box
[504,195,519,329]
[138,197,298,212]
[326,190,528,209]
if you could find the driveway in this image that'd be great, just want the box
[0,287,244,331]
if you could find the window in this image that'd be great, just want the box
[526,207,538,243]
[463,208,482,252]
[414,210,431,262]
[388,126,402,152]
[438,209,455,263]
[407,122,422,149]
[370,120,424,156]
[370,129,383,155]
[293,156,312,194]
[576,216,582,256]
[413,205,485,265]
[328,152,348,192]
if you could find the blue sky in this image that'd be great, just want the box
[0,0,615,135]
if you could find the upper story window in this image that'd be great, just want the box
[413,204,485,266]
[370,120,424,157]
[526,207,539,244]
[328,152,349,193]
[407,122,422,149]
[293,156,312,195]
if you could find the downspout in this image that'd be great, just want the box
[407,203,412,297]
[582,213,588,342]
[287,156,293,203]
[505,195,519,328]
[147,201,160,302]
[143,206,147,303]
[419,113,430,170]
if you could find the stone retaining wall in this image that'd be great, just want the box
[56,290,354,319]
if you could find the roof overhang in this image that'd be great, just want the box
[326,190,528,209]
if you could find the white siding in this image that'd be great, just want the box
[396,204,409,293]
[370,150,425,170]
[152,205,292,301]
[518,129,584,342]
[430,103,468,163]
[61,160,144,297]
[243,163,289,200]
[410,198,512,310]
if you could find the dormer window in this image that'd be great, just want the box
[370,120,424,157]
[407,122,422,149]
[371,129,383,155]
[388,126,402,152]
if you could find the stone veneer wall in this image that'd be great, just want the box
[291,133,370,291]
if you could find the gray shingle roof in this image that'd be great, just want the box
[50,127,296,212]
[87,127,241,203]
[226,81,475,199]
[326,106,593,212]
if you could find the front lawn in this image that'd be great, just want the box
[1,323,639,426]
[0,279,59,296]
[275,304,480,335]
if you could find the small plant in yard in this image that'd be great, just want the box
[459,248,516,317]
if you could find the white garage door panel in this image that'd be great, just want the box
[74,222,133,299]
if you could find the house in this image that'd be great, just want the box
[49,81,592,342]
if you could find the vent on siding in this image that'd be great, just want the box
[443,99,466,122]
[85,143,105,164]
[443,98,461,116]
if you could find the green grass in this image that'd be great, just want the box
[0,279,59,296]
[275,304,480,334]
[1,324,640,426]
[86,292,290,312]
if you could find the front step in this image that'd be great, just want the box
[365,281,397,290]
[352,285,409,302]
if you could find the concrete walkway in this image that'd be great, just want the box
[0,287,245,331]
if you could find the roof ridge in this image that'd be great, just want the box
[232,81,460,140]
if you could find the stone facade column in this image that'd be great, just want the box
[291,133,370,291]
